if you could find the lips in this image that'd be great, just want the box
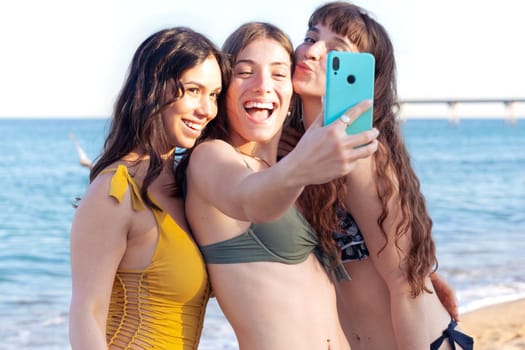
[295,61,313,74]
[243,100,275,122]
[244,101,274,110]
[182,119,204,131]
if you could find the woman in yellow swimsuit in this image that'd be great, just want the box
[68,27,227,349]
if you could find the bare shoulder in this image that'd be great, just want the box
[186,140,252,209]
[190,139,235,164]
[188,140,244,179]
[76,164,134,217]
[81,171,113,203]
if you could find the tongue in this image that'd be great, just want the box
[247,108,270,122]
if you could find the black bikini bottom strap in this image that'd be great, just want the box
[430,319,474,350]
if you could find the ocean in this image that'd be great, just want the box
[0,117,523,349]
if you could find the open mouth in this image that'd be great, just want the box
[244,101,275,122]
[182,120,204,131]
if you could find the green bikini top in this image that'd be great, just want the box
[200,208,320,264]
[191,148,350,279]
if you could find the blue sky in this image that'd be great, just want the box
[1,0,524,118]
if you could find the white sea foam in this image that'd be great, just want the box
[458,285,525,314]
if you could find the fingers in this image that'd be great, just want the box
[336,130,379,171]
[341,99,373,127]
[346,99,373,123]
[323,99,373,133]
[339,113,352,128]
[346,139,378,159]
[345,127,379,150]
[310,98,373,133]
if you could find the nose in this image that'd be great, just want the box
[196,96,216,119]
[304,41,326,61]
[253,70,272,93]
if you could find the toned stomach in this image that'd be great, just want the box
[207,253,350,350]
[336,259,458,350]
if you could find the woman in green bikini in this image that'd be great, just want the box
[176,22,378,349]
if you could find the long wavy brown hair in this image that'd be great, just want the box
[174,22,296,196]
[89,27,228,208]
[289,1,436,297]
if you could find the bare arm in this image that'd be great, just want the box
[344,156,431,349]
[69,175,129,350]
[188,101,379,224]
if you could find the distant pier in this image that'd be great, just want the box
[397,98,525,125]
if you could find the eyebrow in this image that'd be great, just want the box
[183,81,222,91]
[182,81,205,87]
[234,59,290,68]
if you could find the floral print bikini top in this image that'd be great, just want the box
[333,207,369,263]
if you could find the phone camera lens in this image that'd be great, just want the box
[332,56,340,72]
[347,75,356,84]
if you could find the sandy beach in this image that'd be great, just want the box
[459,298,525,350]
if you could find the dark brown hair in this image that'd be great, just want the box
[90,27,228,208]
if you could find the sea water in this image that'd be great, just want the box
[0,118,523,349]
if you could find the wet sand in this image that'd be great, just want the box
[459,298,525,350]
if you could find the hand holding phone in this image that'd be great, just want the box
[323,51,375,135]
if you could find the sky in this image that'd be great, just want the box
[1,0,524,118]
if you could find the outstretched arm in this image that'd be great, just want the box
[188,100,378,224]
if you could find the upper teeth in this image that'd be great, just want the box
[185,121,202,130]
[244,101,274,110]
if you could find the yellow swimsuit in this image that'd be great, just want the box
[102,165,210,350]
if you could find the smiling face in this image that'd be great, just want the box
[161,55,222,149]
[225,38,293,145]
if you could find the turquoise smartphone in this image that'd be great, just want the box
[323,51,375,134]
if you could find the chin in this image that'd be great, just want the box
[293,81,319,97]
[178,138,197,149]
[292,78,307,92]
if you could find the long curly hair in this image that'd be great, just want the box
[290,2,436,297]
[174,22,296,197]
[90,27,228,208]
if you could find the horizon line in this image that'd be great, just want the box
[398,98,525,104]
[1,115,524,120]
